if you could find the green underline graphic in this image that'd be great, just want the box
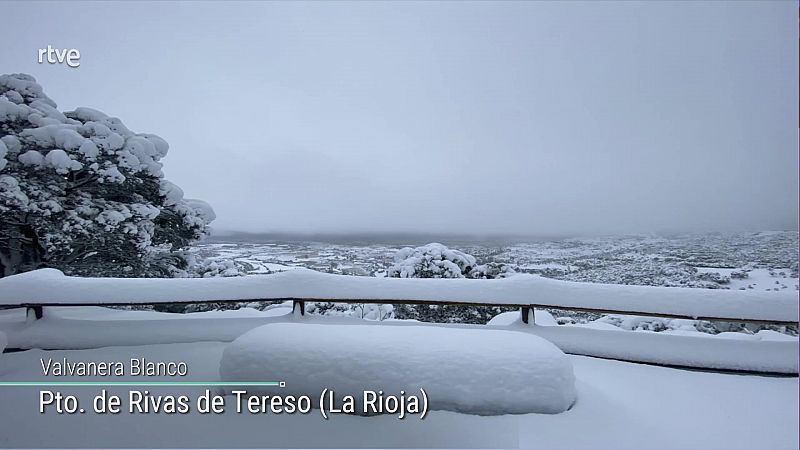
[0,381,283,386]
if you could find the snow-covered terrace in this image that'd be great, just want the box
[0,269,797,448]
[0,339,794,449]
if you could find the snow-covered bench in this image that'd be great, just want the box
[220,323,578,415]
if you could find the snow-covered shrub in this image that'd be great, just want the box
[593,314,797,336]
[0,74,214,278]
[306,302,394,321]
[597,315,717,334]
[730,270,749,280]
[386,243,514,324]
[189,258,246,278]
[387,243,514,280]
[469,261,516,279]
[386,243,476,279]
[696,271,731,285]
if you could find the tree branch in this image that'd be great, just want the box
[65,174,100,192]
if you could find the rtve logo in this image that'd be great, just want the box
[37,46,81,68]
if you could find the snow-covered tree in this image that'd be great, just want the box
[0,73,214,278]
[386,243,514,323]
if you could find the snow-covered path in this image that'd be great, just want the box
[0,342,796,449]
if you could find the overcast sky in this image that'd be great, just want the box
[2,1,797,236]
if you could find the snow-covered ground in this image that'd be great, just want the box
[0,340,795,449]
[196,232,799,294]
[695,267,795,292]
[189,233,799,334]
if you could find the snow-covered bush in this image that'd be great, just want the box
[730,270,749,280]
[597,315,717,334]
[593,314,797,336]
[386,243,514,323]
[306,302,394,321]
[0,73,214,278]
[469,261,516,279]
[188,258,247,278]
[696,271,731,285]
[387,243,514,280]
[387,243,477,279]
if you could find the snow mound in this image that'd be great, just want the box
[220,323,576,415]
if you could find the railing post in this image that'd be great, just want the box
[292,300,305,317]
[521,306,534,324]
[26,306,43,322]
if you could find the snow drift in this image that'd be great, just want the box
[219,323,577,415]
